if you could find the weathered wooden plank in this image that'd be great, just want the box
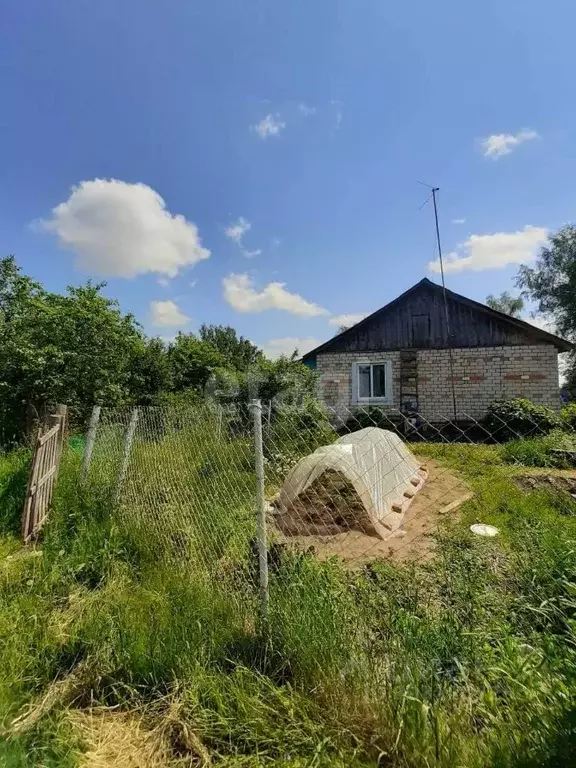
[21,405,67,542]
[38,424,60,446]
[29,464,58,495]
[33,441,48,533]
[326,284,544,353]
[21,428,42,541]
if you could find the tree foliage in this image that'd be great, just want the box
[564,362,576,402]
[486,291,524,318]
[0,258,144,440]
[0,256,319,444]
[129,337,172,405]
[167,333,223,392]
[199,324,262,371]
[516,225,576,340]
[516,225,576,400]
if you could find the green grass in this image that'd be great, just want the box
[1,425,576,766]
[0,448,30,537]
[500,430,576,469]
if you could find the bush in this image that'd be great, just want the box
[265,398,337,462]
[485,398,561,441]
[344,406,402,434]
[561,403,576,431]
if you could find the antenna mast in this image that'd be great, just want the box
[430,187,457,420]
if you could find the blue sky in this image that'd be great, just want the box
[2,0,575,356]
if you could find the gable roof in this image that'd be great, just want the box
[303,277,573,359]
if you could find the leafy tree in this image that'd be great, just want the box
[41,282,143,409]
[167,333,223,393]
[256,355,318,404]
[516,226,576,340]
[516,226,576,401]
[486,291,524,318]
[212,353,318,407]
[0,257,144,441]
[0,255,44,323]
[0,257,326,443]
[199,324,262,371]
[129,337,172,405]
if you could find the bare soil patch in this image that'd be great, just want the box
[275,469,378,537]
[271,460,472,565]
[512,469,576,499]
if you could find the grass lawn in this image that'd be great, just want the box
[0,428,576,767]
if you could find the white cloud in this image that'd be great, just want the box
[261,337,322,360]
[452,218,466,225]
[298,103,317,117]
[150,299,190,327]
[481,129,539,159]
[225,216,251,244]
[429,225,548,274]
[328,312,369,328]
[41,178,210,278]
[225,216,262,258]
[222,273,329,316]
[157,277,170,287]
[189,280,198,288]
[253,113,286,139]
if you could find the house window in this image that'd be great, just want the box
[353,361,392,404]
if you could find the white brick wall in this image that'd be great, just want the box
[316,345,560,420]
[317,351,402,417]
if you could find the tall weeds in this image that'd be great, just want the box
[1,431,576,765]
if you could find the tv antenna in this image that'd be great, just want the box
[419,183,458,420]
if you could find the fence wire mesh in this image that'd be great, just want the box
[80,399,576,620]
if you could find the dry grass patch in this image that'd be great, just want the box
[71,710,174,768]
[70,702,212,768]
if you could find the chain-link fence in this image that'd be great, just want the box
[78,399,576,621]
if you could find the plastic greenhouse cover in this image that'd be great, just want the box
[278,427,427,540]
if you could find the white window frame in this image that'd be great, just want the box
[352,360,393,405]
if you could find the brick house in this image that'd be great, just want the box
[302,278,573,421]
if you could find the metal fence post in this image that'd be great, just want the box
[115,407,139,504]
[81,405,101,483]
[251,399,269,619]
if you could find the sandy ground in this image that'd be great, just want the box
[271,460,472,565]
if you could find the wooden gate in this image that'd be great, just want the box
[21,405,67,542]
